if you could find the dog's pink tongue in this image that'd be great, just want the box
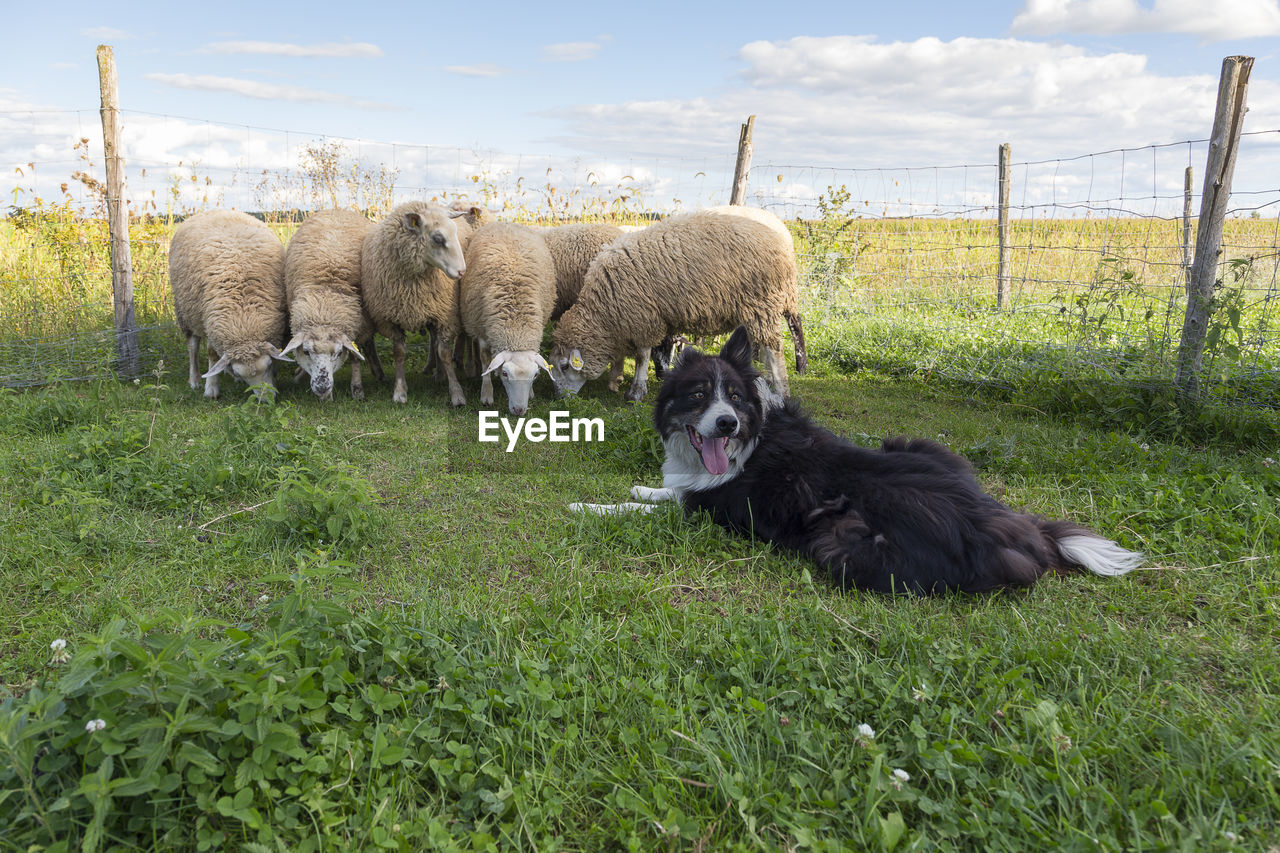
[700,436,730,475]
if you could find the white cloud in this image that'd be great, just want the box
[445,64,506,77]
[543,34,1280,214]
[145,73,399,110]
[550,35,1239,166]
[542,40,606,62]
[1011,0,1280,41]
[82,26,131,41]
[200,41,384,58]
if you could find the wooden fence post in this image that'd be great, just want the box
[1176,55,1253,401]
[1182,166,1194,293]
[729,115,756,205]
[97,44,139,376]
[996,143,1011,309]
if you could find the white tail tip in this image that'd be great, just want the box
[1057,534,1143,577]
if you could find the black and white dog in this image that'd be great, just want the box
[573,327,1142,594]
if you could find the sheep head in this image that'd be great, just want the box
[202,342,293,400]
[281,331,364,401]
[483,350,552,415]
[549,341,608,396]
[396,202,468,280]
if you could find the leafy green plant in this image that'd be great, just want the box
[261,462,378,545]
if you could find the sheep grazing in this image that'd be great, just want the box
[169,209,290,400]
[459,222,557,415]
[360,201,473,405]
[549,210,806,402]
[282,209,385,400]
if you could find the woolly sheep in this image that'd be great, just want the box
[541,222,624,320]
[459,222,557,415]
[649,206,805,378]
[549,210,806,401]
[169,209,290,400]
[360,201,473,405]
[282,209,385,400]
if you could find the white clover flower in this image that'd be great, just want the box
[1224,831,1239,842]
[892,768,910,782]
[49,638,71,664]
[1139,443,1150,452]
[912,685,926,702]
[258,594,270,604]
[133,378,141,385]
[1263,458,1274,468]
[85,719,106,733]
[857,723,875,739]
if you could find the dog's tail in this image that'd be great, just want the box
[1041,520,1143,577]
[785,311,808,374]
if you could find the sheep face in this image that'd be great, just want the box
[549,343,606,396]
[281,332,364,401]
[400,208,467,280]
[203,343,291,401]
[483,350,551,415]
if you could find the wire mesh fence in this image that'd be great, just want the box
[2,108,1278,413]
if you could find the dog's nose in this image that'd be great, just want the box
[715,414,738,435]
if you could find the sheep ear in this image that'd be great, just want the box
[447,208,466,219]
[279,334,303,358]
[482,351,512,376]
[569,349,584,371]
[534,353,554,379]
[267,343,294,364]
[719,326,753,371]
[201,353,232,378]
[403,211,423,232]
[342,338,366,361]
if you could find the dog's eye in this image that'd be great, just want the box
[692,391,704,399]
[729,393,740,401]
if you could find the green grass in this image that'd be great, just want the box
[2,351,1278,850]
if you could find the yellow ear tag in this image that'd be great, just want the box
[350,342,360,353]
[570,353,583,370]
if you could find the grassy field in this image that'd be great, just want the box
[2,352,1278,850]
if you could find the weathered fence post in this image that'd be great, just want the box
[97,44,139,376]
[729,115,756,205]
[996,142,1011,309]
[1176,55,1253,401]
[1182,166,1194,293]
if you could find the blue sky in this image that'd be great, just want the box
[4,0,1279,215]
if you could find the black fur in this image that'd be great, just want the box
[653,327,1124,595]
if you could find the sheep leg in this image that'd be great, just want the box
[391,327,409,404]
[361,337,385,383]
[203,342,220,400]
[424,328,440,377]
[437,334,467,407]
[761,343,790,397]
[478,342,495,406]
[186,333,201,390]
[626,348,651,402]
[606,360,625,392]
[350,358,364,400]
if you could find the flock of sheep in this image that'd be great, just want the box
[168,202,808,414]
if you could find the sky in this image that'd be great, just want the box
[3,0,1279,217]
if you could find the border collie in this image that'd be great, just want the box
[573,327,1142,594]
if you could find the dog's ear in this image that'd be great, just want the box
[719,326,754,371]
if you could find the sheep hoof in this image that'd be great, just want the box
[351,385,364,401]
[392,390,408,404]
[626,384,648,402]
